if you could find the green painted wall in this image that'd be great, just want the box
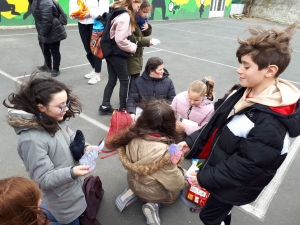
[0,0,232,26]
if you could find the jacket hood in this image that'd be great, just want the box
[7,109,44,134]
[141,68,170,81]
[243,78,300,107]
[118,136,176,176]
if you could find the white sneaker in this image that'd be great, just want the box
[84,70,95,79]
[88,75,100,84]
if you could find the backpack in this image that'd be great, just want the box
[80,175,104,225]
[90,8,131,59]
[101,109,132,159]
[52,0,68,25]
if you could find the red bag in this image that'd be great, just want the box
[101,109,132,159]
[80,175,104,225]
[186,185,210,207]
[107,109,132,138]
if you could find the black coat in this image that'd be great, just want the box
[185,87,300,205]
[126,69,176,114]
[30,0,67,43]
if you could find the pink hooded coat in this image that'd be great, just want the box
[171,91,214,135]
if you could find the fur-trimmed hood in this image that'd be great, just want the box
[118,135,176,176]
[119,135,186,204]
[7,109,44,135]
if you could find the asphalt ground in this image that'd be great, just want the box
[1,18,300,225]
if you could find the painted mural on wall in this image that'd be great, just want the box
[0,0,232,26]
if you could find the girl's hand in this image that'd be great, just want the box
[178,141,190,154]
[142,22,149,31]
[84,145,99,153]
[130,113,136,122]
[176,120,185,132]
[73,165,90,176]
[84,12,90,18]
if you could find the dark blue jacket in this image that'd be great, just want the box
[126,69,176,114]
[30,0,67,43]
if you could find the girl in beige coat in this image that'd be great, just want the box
[106,100,186,225]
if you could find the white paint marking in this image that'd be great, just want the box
[153,25,236,40]
[0,69,110,132]
[240,135,300,220]
[151,46,237,69]
[79,114,109,131]
[284,79,300,85]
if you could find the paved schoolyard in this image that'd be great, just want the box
[1,18,300,225]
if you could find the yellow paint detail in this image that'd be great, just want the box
[1,0,29,19]
[194,0,210,8]
[225,0,231,7]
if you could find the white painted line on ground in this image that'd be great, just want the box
[240,135,300,220]
[153,25,236,40]
[284,79,300,85]
[151,46,237,69]
[0,69,110,132]
[60,63,91,70]
[79,113,109,131]
[0,32,37,37]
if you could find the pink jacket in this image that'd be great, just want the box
[110,13,137,54]
[171,91,214,135]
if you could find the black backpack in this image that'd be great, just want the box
[98,8,131,58]
[52,0,68,25]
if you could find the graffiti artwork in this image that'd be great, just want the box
[0,0,232,26]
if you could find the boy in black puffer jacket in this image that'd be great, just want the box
[179,22,300,225]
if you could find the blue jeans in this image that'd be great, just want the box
[40,203,80,225]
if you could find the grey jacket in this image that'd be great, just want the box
[7,109,86,224]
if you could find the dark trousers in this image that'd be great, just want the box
[78,22,102,73]
[102,55,129,109]
[39,41,61,70]
[200,194,233,225]
[128,73,140,94]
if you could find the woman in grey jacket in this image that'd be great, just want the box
[29,0,67,77]
[3,76,97,225]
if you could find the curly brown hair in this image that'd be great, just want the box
[106,100,179,149]
[236,22,299,77]
[3,74,82,135]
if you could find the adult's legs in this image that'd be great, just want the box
[199,194,233,225]
[101,55,129,109]
[39,41,52,71]
[78,22,94,68]
[48,41,61,71]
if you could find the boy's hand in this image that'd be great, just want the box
[142,22,149,31]
[73,165,90,176]
[189,171,201,187]
[178,141,190,154]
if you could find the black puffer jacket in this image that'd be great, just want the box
[30,0,67,43]
[126,69,176,114]
[185,87,300,205]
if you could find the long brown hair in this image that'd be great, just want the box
[112,0,142,32]
[3,74,82,136]
[0,177,48,225]
[106,100,179,149]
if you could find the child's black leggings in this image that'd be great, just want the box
[200,194,233,225]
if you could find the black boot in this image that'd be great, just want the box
[51,69,60,77]
[99,103,114,115]
[37,65,51,73]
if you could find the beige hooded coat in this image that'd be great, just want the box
[118,135,186,204]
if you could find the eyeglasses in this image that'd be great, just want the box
[48,100,70,114]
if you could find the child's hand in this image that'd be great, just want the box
[130,113,136,122]
[178,141,190,154]
[189,172,200,187]
[142,22,149,31]
[84,12,90,18]
[73,165,90,176]
[176,121,185,133]
[84,145,99,153]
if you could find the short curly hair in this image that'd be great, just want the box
[236,22,299,77]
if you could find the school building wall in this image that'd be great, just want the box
[0,0,232,27]
[244,0,300,25]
